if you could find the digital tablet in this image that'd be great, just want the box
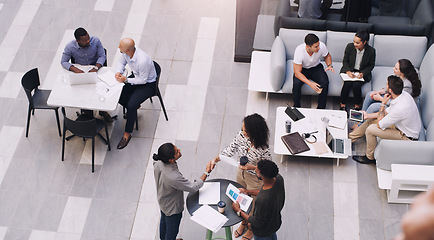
[349,109,364,122]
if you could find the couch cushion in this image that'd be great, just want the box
[279,17,327,32]
[279,29,327,60]
[270,36,287,91]
[412,0,434,26]
[425,116,434,141]
[326,31,374,62]
[373,35,427,68]
[420,76,434,128]
[281,60,294,93]
[419,42,434,87]
[371,66,394,90]
[325,62,372,97]
[369,16,411,25]
[326,21,374,33]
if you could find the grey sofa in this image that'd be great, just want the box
[269,28,427,98]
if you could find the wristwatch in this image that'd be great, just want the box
[236,210,242,216]
[93,66,99,71]
[204,171,210,177]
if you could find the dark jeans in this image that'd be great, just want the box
[293,64,329,109]
[118,81,156,133]
[340,80,365,105]
[159,211,182,240]
[253,232,277,240]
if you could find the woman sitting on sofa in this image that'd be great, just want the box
[339,29,376,111]
[362,59,422,113]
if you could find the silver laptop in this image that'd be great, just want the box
[68,72,98,86]
[325,127,351,155]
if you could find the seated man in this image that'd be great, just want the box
[293,33,334,109]
[231,160,285,239]
[61,27,112,122]
[115,38,157,149]
[350,75,421,164]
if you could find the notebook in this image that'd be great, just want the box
[281,132,310,155]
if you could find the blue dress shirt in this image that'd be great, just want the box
[61,36,106,70]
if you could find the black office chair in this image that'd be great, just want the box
[61,107,111,173]
[122,61,169,130]
[21,68,61,137]
[71,48,108,67]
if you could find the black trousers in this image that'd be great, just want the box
[340,80,366,105]
[119,81,156,133]
[293,64,329,109]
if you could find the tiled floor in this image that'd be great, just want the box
[0,0,407,239]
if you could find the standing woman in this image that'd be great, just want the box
[213,113,271,240]
[339,29,376,110]
[153,143,214,240]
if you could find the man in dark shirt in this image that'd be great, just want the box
[232,160,285,240]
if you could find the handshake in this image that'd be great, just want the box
[205,156,220,173]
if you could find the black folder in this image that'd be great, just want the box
[281,132,310,155]
[285,107,305,122]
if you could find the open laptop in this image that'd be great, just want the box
[68,72,98,86]
[325,127,351,155]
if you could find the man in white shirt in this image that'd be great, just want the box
[115,38,157,149]
[293,33,335,109]
[350,75,422,164]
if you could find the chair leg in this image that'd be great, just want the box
[62,129,66,161]
[54,108,62,137]
[26,107,32,137]
[135,114,138,130]
[92,136,95,173]
[149,97,153,103]
[157,92,169,121]
[32,109,35,115]
[104,124,111,151]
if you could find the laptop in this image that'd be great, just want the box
[68,72,98,86]
[325,127,351,155]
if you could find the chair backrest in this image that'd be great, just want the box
[61,108,98,138]
[71,48,107,67]
[21,68,40,107]
[153,61,161,94]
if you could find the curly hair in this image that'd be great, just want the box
[257,160,279,179]
[398,59,422,97]
[243,113,269,149]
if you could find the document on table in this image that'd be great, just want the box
[327,114,347,129]
[218,154,239,168]
[98,70,121,87]
[225,183,252,212]
[199,182,220,205]
[340,73,364,81]
[291,117,317,134]
[191,205,229,233]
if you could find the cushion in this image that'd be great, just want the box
[279,29,327,60]
[425,116,434,141]
[270,36,287,91]
[420,76,434,128]
[373,35,427,68]
[281,60,294,93]
[369,16,411,25]
[279,17,327,32]
[419,44,434,87]
[326,31,355,62]
[412,0,434,27]
[326,21,374,33]
[372,22,426,36]
[371,67,394,91]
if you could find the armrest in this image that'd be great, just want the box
[270,36,287,91]
[274,0,292,36]
[374,139,434,171]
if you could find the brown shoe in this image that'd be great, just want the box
[99,111,113,123]
[117,135,131,149]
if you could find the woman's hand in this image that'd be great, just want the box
[239,163,256,171]
[346,71,355,78]
[356,72,363,79]
[373,93,384,102]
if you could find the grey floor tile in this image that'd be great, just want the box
[203,87,228,114]
[308,215,334,240]
[175,140,198,180]
[229,62,250,89]
[309,180,333,215]
[384,219,401,240]
[219,114,245,152]
[224,88,248,115]
[309,158,334,182]
[198,114,224,143]
[358,182,383,219]
[359,218,385,240]
[357,163,378,186]
[3,228,32,240]
[113,0,133,12]
[103,137,152,170]
[70,165,102,198]
[103,11,128,35]
[0,157,34,191]
[9,48,38,72]
[10,191,46,229]
[208,62,232,87]
[81,199,113,238]
[104,200,137,238]
[30,5,55,28]
[284,170,309,213]
[179,210,208,239]
[34,194,68,231]
[381,191,408,219]
[4,98,27,128]
[167,60,191,85]
[280,212,309,240]
[131,110,159,138]
[48,161,79,196]
[86,11,111,39]
[0,190,21,226]
[22,157,57,194]
[67,8,92,30]
[31,50,56,77]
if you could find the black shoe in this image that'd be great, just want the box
[353,105,361,111]
[340,105,346,111]
[117,135,131,149]
[99,111,113,123]
[352,155,376,164]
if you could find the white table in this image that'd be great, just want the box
[274,107,351,166]
[47,66,123,111]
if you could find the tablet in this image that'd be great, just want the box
[349,109,364,122]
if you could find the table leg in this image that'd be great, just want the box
[206,229,213,240]
[266,92,269,101]
[225,226,232,240]
[337,158,340,166]
[280,155,283,163]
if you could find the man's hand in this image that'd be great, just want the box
[372,92,383,102]
[70,66,84,73]
[211,156,220,169]
[346,71,355,78]
[325,65,335,73]
[205,161,213,173]
[88,67,98,73]
[115,72,126,83]
[356,72,364,79]
[308,81,322,94]
[361,110,370,120]
[232,202,241,212]
[382,93,391,105]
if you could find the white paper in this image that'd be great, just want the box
[98,70,121,87]
[218,155,239,168]
[327,114,347,130]
[340,73,364,82]
[199,182,220,205]
[225,183,253,212]
[291,117,317,134]
[191,205,229,233]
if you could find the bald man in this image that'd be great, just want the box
[395,187,434,240]
[115,38,157,149]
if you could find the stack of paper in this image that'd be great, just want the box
[199,182,220,205]
[191,205,229,233]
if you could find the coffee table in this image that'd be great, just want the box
[274,107,351,166]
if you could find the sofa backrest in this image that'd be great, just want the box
[373,35,427,68]
[279,29,327,60]
[420,76,434,129]
[326,31,374,62]
[419,44,434,88]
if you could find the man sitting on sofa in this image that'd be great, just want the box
[293,33,335,109]
[350,75,421,164]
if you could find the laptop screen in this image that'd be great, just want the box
[325,128,334,150]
